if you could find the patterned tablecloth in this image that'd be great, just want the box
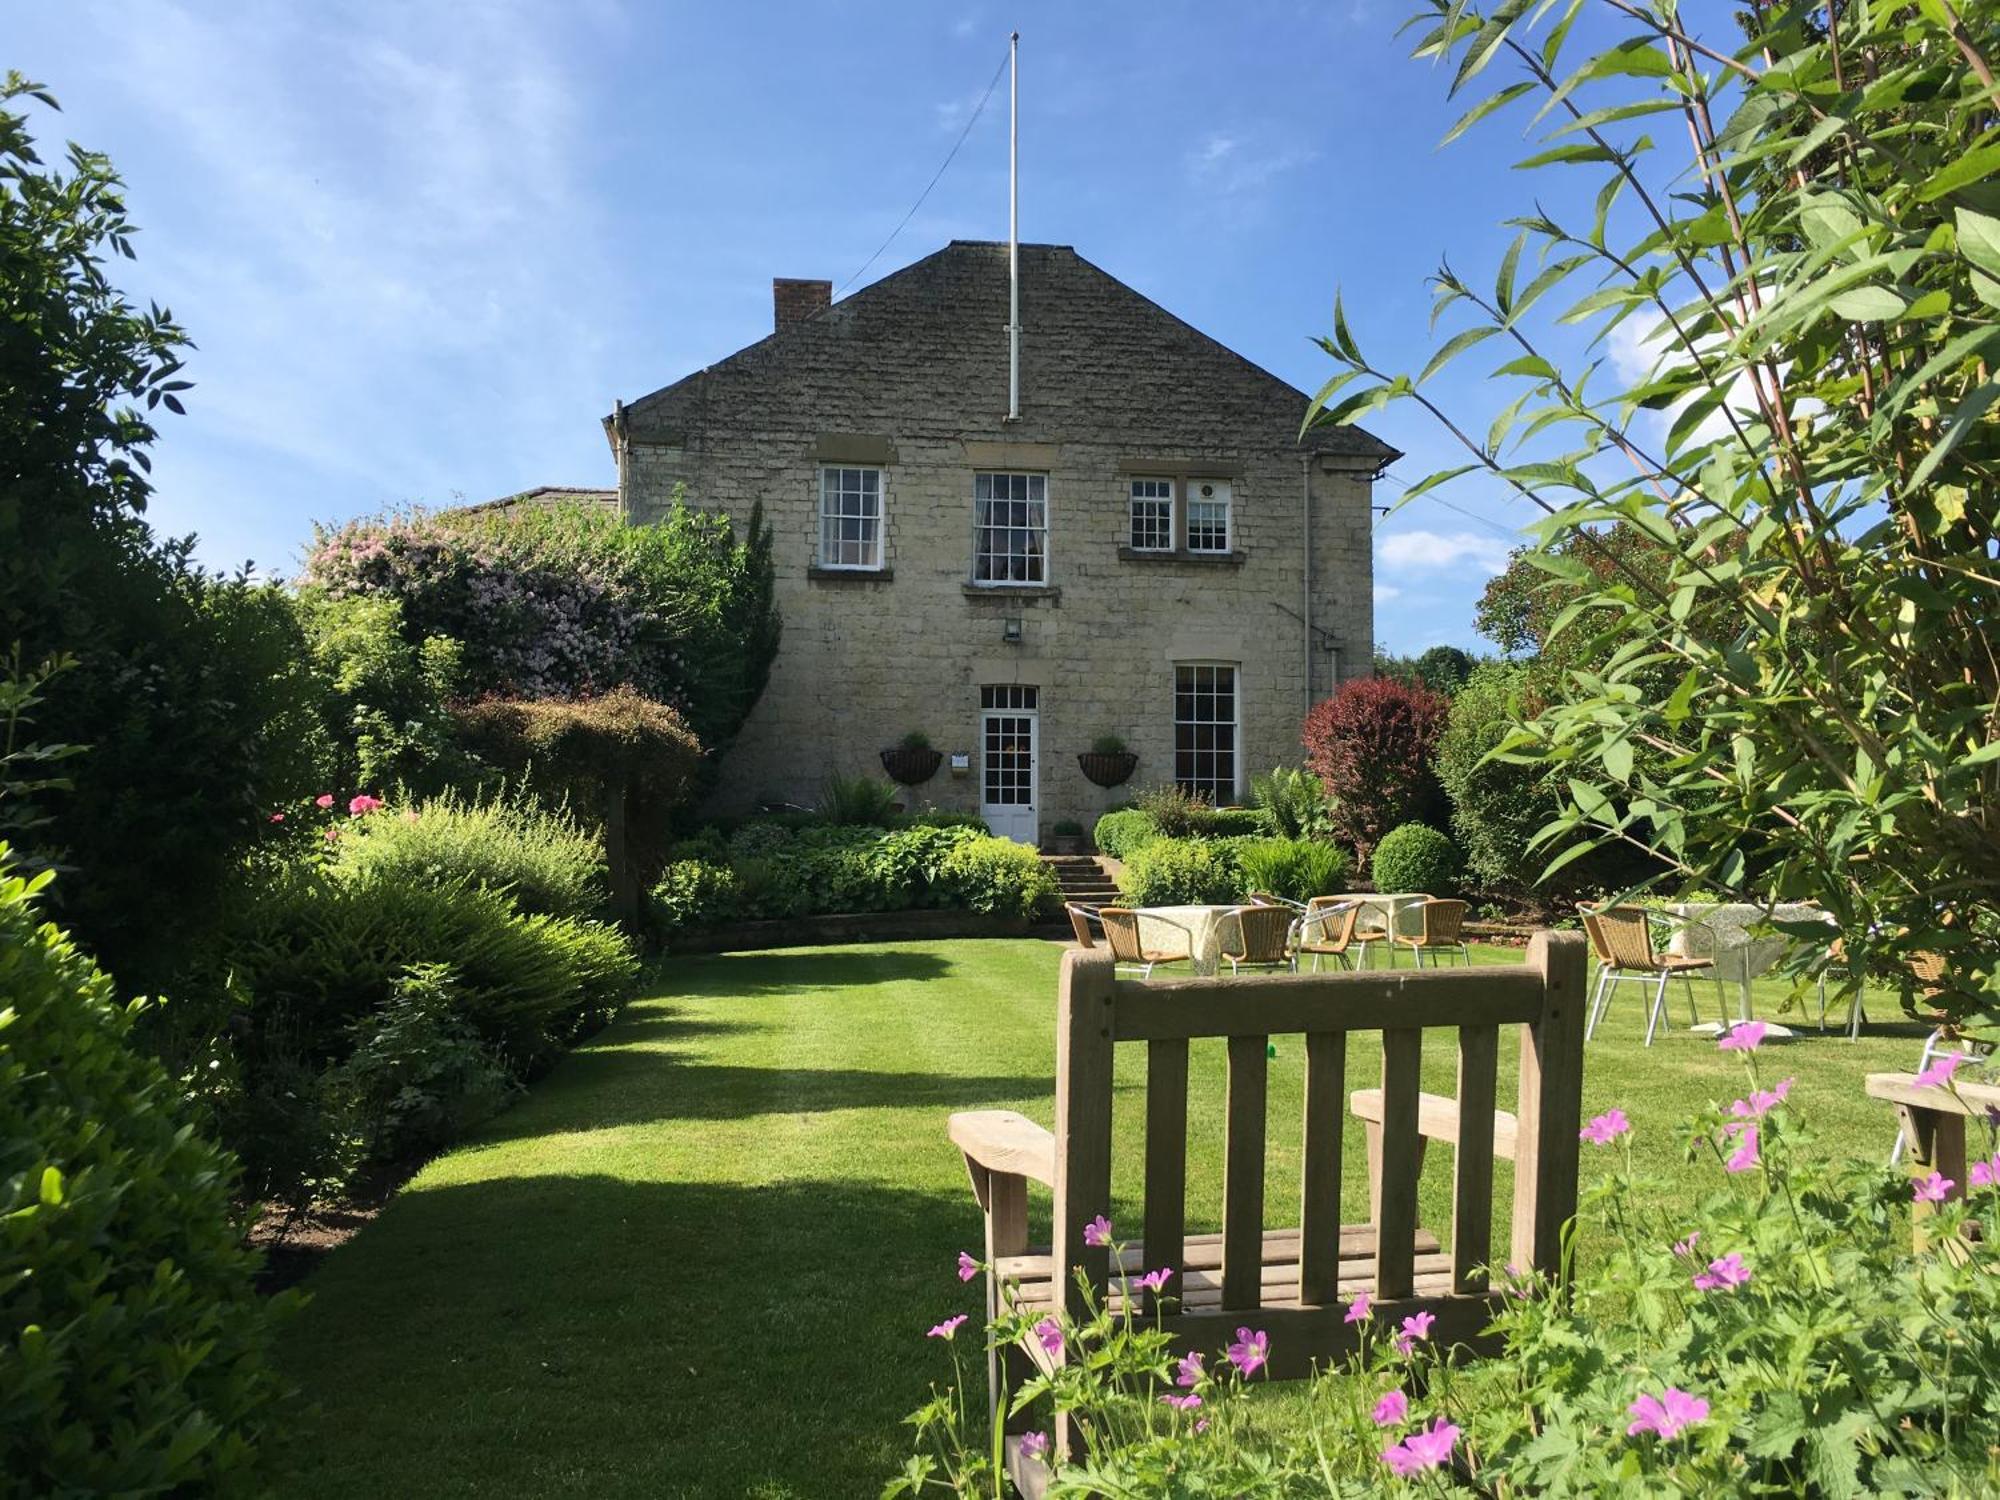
[1133,905,1247,977]
[1664,902,1837,1022]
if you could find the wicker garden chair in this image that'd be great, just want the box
[1065,903,1100,949]
[1221,903,1297,975]
[1395,898,1471,969]
[1098,907,1193,979]
[1579,904,1714,1046]
[1295,899,1363,972]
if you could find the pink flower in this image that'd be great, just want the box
[1718,1021,1768,1052]
[1194,1418,1209,1435]
[1395,1310,1435,1356]
[1020,1431,1049,1461]
[1083,1214,1112,1247]
[1226,1327,1269,1377]
[1372,1388,1409,1427]
[1381,1419,1459,1477]
[1671,1231,1700,1258]
[1724,1125,1760,1173]
[1971,1157,2000,1190]
[314,794,335,808]
[402,809,420,823]
[1134,1267,1174,1294]
[1730,1078,1794,1119]
[927,1315,967,1339]
[957,1251,979,1283]
[1692,1252,1751,1292]
[1627,1387,1710,1440]
[1176,1353,1204,1389]
[1580,1107,1631,1144]
[1913,1171,1955,1204]
[1160,1392,1202,1411]
[1034,1317,1063,1356]
[348,794,384,816]
[268,812,285,823]
[323,828,341,843]
[1344,1290,1371,1325]
[1915,1051,1968,1089]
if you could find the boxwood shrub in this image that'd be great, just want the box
[1093,808,1161,861]
[1,856,286,1494]
[1115,838,1242,905]
[1371,821,1464,897]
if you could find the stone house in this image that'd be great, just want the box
[605,240,1395,841]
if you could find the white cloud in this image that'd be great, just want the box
[1373,583,1402,603]
[1185,130,1316,195]
[1606,309,1821,451]
[1377,529,1513,574]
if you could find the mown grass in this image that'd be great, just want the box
[274,939,1926,1498]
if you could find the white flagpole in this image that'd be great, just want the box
[1007,30,1020,423]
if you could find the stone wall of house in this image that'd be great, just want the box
[612,242,1387,834]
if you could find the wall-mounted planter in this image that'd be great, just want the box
[1077,751,1139,788]
[880,745,944,785]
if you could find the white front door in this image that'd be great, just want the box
[980,685,1039,844]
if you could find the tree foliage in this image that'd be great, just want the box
[1311,0,2000,1019]
[1301,677,1450,859]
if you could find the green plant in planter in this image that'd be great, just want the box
[898,730,932,751]
[1089,734,1128,757]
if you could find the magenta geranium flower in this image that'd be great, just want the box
[1913,1170,1955,1203]
[1160,1392,1202,1411]
[314,794,335,808]
[1344,1290,1371,1325]
[1020,1431,1049,1461]
[1671,1231,1700,1258]
[323,827,341,842]
[957,1251,978,1283]
[1176,1353,1203,1389]
[1724,1124,1759,1173]
[1372,1388,1409,1426]
[1226,1327,1269,1377]
[1718,1021,1768,1052]
[1730,1078,1793,1119]
[1083,1214,1112,1247]
[1627,1387,1709,1440]
[268,812,285,823]
[1395,1310,1435,1355]
[1692,1252,1750,1292]
[1134,1267,1173,1294]
[1381,1419,1459,1477]
[1580,1108,1631,1144]
[1915,1051,1968,1089]
[1971,1157,2000,1190]
[1034,1316,1063,1356]
[927,1315,967,1339]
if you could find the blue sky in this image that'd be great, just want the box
[10,0,1622,653]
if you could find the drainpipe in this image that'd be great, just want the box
[1301,455,1313,717]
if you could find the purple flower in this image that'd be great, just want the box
[1730,1078,1794,1119]
[1083,1214,1112,1248]
[1671,1231,1700,1258]
[1034,1316,1063,1356]
[927,1315,967,1339]
[1915,1051,1968,1089]
[1372,1388,1409,1427]
[1160,1392,1202,1411]
[1226,1326,1269,1377]
[1971,1157,2000,1190]
[1913,1170,1955,1204]
[1381,1419,1459,1477]
[1627,1387,1710,1440]
[957,1251,979,1283]
[1344,1290,1371,1325]
[1724,1124,1760,1173]
[1692,1252,1750,1292]
[1580,1108,1631,1144]
[1395,1310,1435,1356]
[1134,1267,1174,1295]
[1175,1353,1204,1389]
[1718,1021,1768,1052]
[1019,1431,1049,1462]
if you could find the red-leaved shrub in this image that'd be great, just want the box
[1301,678,1449,861]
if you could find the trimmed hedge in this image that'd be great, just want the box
[1371,822,1463,897]
[1094,809,1161,861]
[1116,839,1242,905]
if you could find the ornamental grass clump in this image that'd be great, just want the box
[897,1021,2000,1493]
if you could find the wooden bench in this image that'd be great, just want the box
[1866,1070,2000,1250]
[949,930,1588,1489]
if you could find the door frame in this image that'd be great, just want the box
[979,691,1039,845]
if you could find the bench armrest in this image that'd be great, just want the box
[1350,1088,1520,1161]
[949,1110,1057,1189]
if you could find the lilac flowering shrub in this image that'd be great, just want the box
[898,1023,2000,1494]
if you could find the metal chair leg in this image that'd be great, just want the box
[1644,971,1670,1046]
[1584,967,1608,1040]
[1683,974,1702,1026]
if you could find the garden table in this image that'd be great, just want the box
[1323,892,1430,967]
[1133,904,1245,977]
[1664,901,1835,1041]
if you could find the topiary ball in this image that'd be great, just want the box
[1370,822,1463,896]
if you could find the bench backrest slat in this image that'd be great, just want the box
[1452,1023,1501,1292]
[1298,1030,1347,1304]
[1143,1038,1189,1310]
[1222,1035,1270,1309]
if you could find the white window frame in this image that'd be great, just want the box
[1186,479,1233,554]
[818,465,884,570]
[1127,477,1175,552]
[972,471,1049,586]
[1173,661,1239,805]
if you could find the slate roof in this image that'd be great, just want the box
[459,485,618,516]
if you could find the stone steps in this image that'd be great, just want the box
[1041,854,1121,906]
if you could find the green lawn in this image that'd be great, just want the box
[274,939,1928,1498]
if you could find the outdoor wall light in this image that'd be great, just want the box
[949,753,972,777]
[1002,617,1024,643]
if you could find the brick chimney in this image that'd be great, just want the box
[773,278,831,331]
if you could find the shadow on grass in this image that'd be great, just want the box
[606,1008,768,1043]
[279,1175,992,1500]
[642,947,958,997]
